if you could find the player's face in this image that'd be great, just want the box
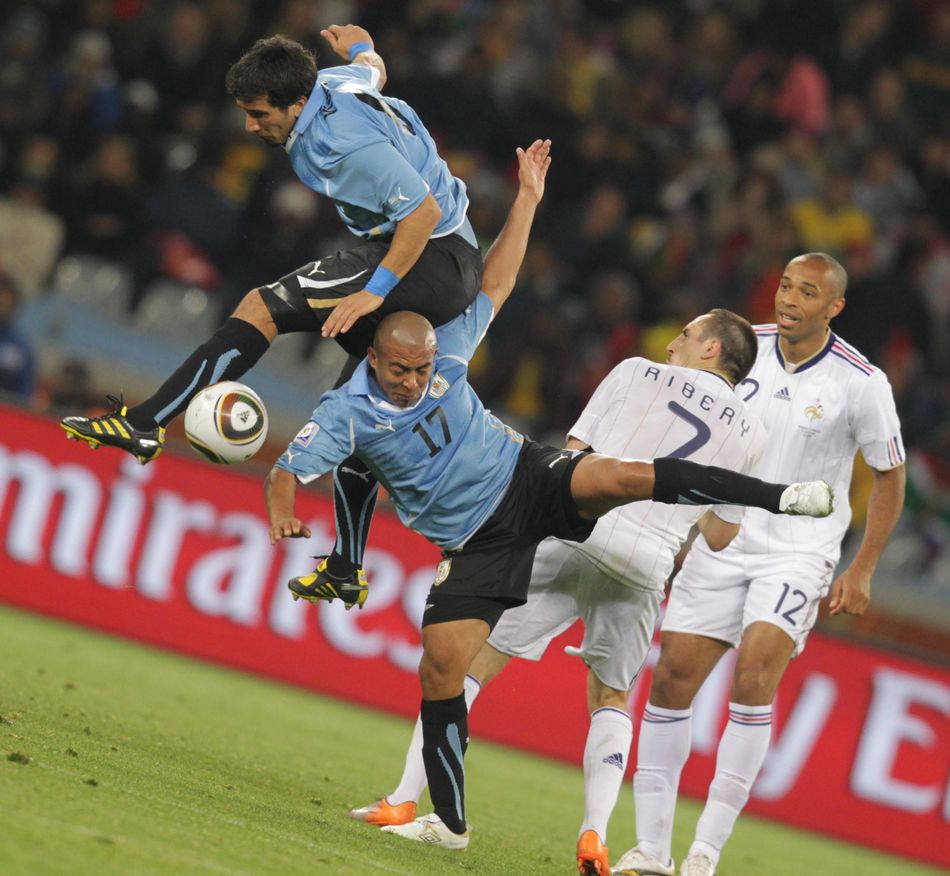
[368,342,436,408]
[666,315,714,368]
[775,259,844,345]
[236,96,304,146]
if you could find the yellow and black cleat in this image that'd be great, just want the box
[289,557,368,610]
[61,395,165,465]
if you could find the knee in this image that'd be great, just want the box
[231,289,275,335]
[650,658,699,709]
[731,663,776,704]
[419,650,463,699]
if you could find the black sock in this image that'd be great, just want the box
[127,319,271,428]
[421,693,468,835]
[328,455,378,575]
[652,457,786,513]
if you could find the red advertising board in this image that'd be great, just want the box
[2,404,948,867]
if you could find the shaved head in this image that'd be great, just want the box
[373,311,437,354]
[368,312,438,407]
[787,252,848,299]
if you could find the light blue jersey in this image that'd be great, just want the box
[278,293,524,548]
[285,63,473,244]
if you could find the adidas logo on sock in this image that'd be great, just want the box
[773,386,791,401]
[602,752,624,770]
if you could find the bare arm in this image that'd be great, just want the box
[697,510,740,551]
[265,466,312,545]
[481,139,552,315]
[320,24,387,89]
[828,464,906,616]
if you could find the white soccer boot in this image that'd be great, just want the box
[381,812,470,850]
[612,844,675,875]
[680,851,716,876]
[779,480,833,517]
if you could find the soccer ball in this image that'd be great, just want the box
[184,381,268,464]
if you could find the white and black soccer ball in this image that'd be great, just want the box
[184,381,268,464]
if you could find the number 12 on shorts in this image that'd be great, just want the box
[773,582,807,625]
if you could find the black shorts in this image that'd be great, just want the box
[257,233,482,358]
[420,440,596,627]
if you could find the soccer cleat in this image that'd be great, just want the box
[577,829,609,875]
[288,557,368,610]
[348,797,416,826]
[680,851,716,876]
[779,480,833,517]
[60,395,165,465]
[381,812,470,850]
[612,845,675,876]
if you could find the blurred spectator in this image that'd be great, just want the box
[64,133,145,261]
[789,169,874,255]
[0,176,64,296]
[0,271,36,399]
[40,356,100,415]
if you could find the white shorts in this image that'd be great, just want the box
[487,538,662,692]
[662,537,835,657]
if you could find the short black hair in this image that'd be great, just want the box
[225,35,317,108]
[700,308,758,385]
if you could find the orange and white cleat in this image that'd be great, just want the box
[348,797,416,827]
[577,829,610,875]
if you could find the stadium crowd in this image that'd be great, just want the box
[0,0,947,530]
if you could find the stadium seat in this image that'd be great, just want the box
[132,279,219,342]
[49,254,134,318]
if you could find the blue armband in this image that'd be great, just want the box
[365,266,400,298]
[348,41,372,61]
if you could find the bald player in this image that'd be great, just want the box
[617,253,906,876]
[264,151,834,854]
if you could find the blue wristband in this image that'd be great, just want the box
[348,41,372,61]
[365,266,400,298]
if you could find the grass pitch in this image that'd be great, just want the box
[0,604,943,876]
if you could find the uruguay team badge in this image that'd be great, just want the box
[429,374,450,399]
[434,557,452,585]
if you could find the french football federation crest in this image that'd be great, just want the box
[428,373,450,399]
[805,402,824,421]
[434,557,452,586]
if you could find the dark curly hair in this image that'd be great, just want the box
[225,35,318,108]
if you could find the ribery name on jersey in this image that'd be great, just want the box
[642,365,753,434]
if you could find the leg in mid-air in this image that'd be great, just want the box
[569,454,834,520]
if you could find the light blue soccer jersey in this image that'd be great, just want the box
[285,64,473,243]
[278,293,524,549]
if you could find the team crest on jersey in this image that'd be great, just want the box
[434,557,452,586]
[805,402,824,421]
[428,374,450,399]
[293,422,319,447]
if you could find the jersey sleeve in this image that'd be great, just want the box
[568,360,629,447]
[318,63,381,93]
[852,371,906,471]
[333,141,430,221]
[275,396,353,484]
[434,292,494,362]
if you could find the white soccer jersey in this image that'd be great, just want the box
[564,358,767,591]
[727,326,905,561]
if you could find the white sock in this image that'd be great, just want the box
[389,674,481,805]
[580,707,633,840]
[633,702,692,864]
[690,702,772,864]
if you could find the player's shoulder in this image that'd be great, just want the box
[317,63,380,92]
[827,333,880,378]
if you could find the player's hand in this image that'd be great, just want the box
[827,565,871,616]
[320,24,374,61]
[516,139,552,205]
[322,289,384,338]
[269,517,312,545]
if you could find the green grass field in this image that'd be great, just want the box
[0,604,943,876]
